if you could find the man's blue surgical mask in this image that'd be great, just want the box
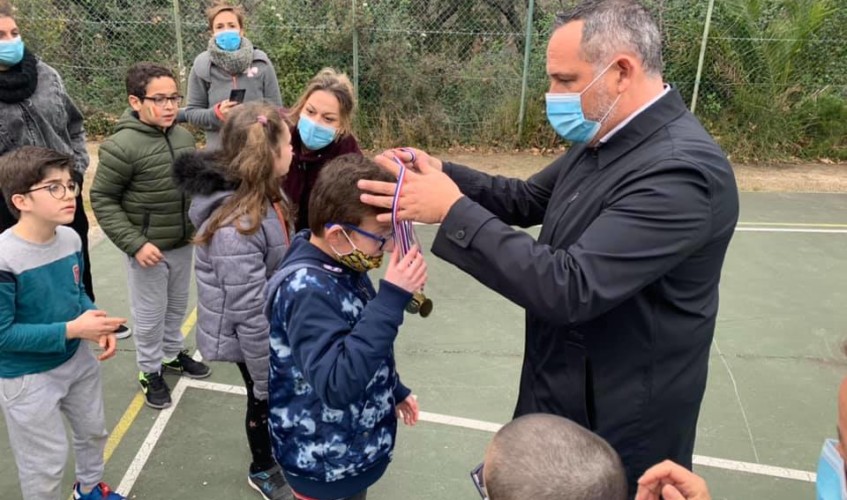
[545,61,620,143]
[0,37,25,67]
[817,439,847,500]
[214,30,241,52]
[298,115,337,151]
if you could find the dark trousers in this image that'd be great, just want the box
[0,184,94,301]
[236,363,275,472]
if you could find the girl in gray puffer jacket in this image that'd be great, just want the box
[174,101,293,500]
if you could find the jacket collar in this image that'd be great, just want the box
[590,88,689,170]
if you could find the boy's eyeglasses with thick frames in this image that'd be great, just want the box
[326,223,393,251]
[470,462,488,499]
[141,95,184,107]
[25,182,80,200]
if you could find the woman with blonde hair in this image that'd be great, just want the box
[283,67,362,231]
[184,2,282,150]
[174,100,293,500]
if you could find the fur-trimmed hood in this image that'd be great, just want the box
[173,151,239,229]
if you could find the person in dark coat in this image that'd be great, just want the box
[358,0,739,494]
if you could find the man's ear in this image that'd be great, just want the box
[614,56,637,94]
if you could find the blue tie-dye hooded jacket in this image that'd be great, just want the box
[265,232,412,498]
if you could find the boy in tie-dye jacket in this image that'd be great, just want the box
[265,154,426,500]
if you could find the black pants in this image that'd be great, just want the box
[0,183,94,301]
[237,363,275,472]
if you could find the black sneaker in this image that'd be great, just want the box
[162,350,212,379]
[247,464,292,500]
[114,324,132,339]
[138,371,171,409]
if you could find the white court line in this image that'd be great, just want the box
[116,379,817,494]
[736,227,847,234]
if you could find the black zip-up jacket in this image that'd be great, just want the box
[432,89,739,493]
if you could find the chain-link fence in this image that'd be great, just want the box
[10,0,847,160]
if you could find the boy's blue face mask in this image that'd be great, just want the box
[298,115,337,151]
[817,439,847,500]
[545,61,621,143]
[214,30,241,52]
[0,37,25,66]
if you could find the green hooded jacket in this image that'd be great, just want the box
[91,110,196,256]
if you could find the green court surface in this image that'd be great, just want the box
[2,192,847,499]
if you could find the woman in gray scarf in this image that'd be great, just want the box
[184,3,283,150]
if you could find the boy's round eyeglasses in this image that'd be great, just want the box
[25,182,80,200]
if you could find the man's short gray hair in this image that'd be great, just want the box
[555,0,664,76]
[484,414,628,500]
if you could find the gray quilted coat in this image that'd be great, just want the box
[173,152,291,399]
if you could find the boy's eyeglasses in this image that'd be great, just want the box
[142,95,184,107]
[326,223,392,251]
[470,462,488,499]
[25,182,80,200]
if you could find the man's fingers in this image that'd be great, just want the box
[358,179,398,196]
[372,154,402,177]
[359,193,395,210]
[661,485,686,500]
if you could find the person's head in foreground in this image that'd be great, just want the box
[475,413,627,500]
[0,146,77,226]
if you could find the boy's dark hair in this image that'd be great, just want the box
[125,62,177,99]
[484,414,628,500]
[308,154,395,236]
[0,146,74,218]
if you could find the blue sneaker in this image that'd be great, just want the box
[72,482,126,500]
[247,464,292,500]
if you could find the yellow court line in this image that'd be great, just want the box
[737,222,847,228]
[102,308,197,463]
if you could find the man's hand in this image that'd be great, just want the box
[135,242,163,268]
[381,148,443,172]
[358,151,462,224]
[635,460,711,500]
[96,334,118,361]
[66,310,127,342]
[383,246,427,294]
[396,394,419,426]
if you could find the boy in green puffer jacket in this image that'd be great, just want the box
[91,62,211,410]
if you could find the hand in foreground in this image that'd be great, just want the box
[96,333,118,361]
[383,245,427,294]
[396,394,419,426]
[635,460,711,500]
[66,310,127,342]
[358,152,462,224]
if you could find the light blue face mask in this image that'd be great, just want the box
[545,61,620,143]
[0,37,25,66]
[214,30,241,52]
[298,115,337,151]
[817,439,847,500]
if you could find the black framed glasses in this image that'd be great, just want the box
[25,181,80,200]
[142,95,184,107]
[470,462,488,499]
[326,223,393,251]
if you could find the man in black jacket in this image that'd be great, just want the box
[359,0,738,493]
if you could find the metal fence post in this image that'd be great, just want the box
[352,0,360,100]
[517,0,536,140]
[691,0,716,114]
[172,0,187,91]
